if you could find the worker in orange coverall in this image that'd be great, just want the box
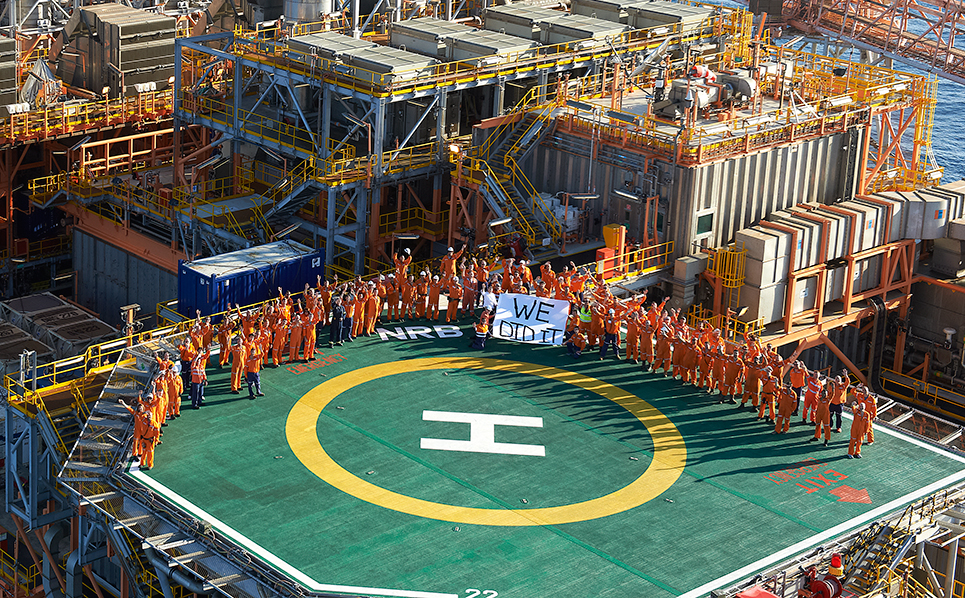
[446,277,463,323]
[860,387,878,444]
[229,335,247,394]
[758,367,777,422]
[810,388,832,446]
[245,333,265,399]
[271,316,288,367]
[121,395,159,470]
[363,282,381,336]
[288,310,304,363]
[773,384,795,434]
[427,276,443,321]
[302,305,321,360]
[848,402,871,459]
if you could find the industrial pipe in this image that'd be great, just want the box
[144,546,212,595]
[65,551,85,598]
[41,525,68,598]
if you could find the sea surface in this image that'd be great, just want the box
[930,79,963,183]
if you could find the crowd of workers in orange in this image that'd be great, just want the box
[120,246,879,470]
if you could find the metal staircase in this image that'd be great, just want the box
[843,521,916,596]
[260,157,321,222]
[474,107,563,253]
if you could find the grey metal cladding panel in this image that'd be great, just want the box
[74,230,176,329]
[450,29,540,54]
[288,32,378,59]
[342,45,437,73]
[541,14,628,38]
[390,16,471,39]
[3,293,66,315]
[483,5,567,25]
[923,187,963,221]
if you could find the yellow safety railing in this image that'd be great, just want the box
[224,13,741,99]
[551,41,932,180]
[0,235,71,266]
[506,156,562,244]
[503,99,557,163]
[0,543,40,595]
[178,92,315,155]
[1,90,173,145]
[455,154,537,248]
[687,305,765,343]
[880,367,965,420]
[363,255,436,278]
[707,243,746,288]
[190,173,253,199]
[30,166,271,244]
[378,207,449,237]
[595,241,675,284]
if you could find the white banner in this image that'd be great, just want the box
[492,293,570,345]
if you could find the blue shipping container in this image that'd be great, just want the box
[177,241,325,318]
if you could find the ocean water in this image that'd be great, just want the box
[931,80,964,183]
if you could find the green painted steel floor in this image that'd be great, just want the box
[127,325,965,598]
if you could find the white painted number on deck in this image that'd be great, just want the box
[465,589,498,598]
[421,411,545,457]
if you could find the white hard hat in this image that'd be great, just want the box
[379,275,385,280]
[448,246,454,252]
[433,275,439,281]
[388,273,395,278]
[608,309,615,315]
[420,271,427,276]
[404,247,411,255]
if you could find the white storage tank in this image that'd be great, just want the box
[736,226,790,287]
[739,282,787,325]
[825,265,847,303]
[570,0,641,23]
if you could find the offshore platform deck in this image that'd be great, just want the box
[101,327,965,598]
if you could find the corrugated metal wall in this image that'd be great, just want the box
[909,280,965,344]
[527,126,864,256]
[73,230,177,328]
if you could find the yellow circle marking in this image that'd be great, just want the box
[286,357,687,526]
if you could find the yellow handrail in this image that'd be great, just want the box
[0,544,40,595]
[595,241,675,285]
[506,156,562,244]
[457,154,537,247]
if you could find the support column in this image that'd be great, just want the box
[355,186,372,273]
[5,147,12,297]
[325,187,337,267]
[945,539,958,598]
[537,70,549,102]
[436,90,448,162]
[493,78,505,117]
[321,85,332,160]
[352,0,361,38]
[432,173,443,215]
[369,185,381,258]
[372,98,386,175]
